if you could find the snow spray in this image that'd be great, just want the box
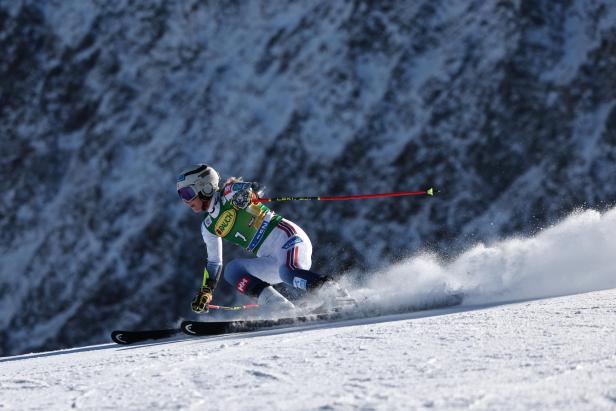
[348,207,616,310]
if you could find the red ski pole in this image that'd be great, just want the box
[254,188,435,203]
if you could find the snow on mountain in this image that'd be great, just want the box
[1,1,616,356]
[2,289,615,410]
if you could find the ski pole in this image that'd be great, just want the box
[207,303,260,311]
[254,188,434,203]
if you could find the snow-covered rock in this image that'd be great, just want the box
[1,1,615,355]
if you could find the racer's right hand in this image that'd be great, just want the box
[191,286,213,313]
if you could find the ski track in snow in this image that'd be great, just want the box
[1,289,616,410]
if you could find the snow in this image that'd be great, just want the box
[1,289,615,410]
[2,207,616,409]
[350,206,616,314]
[3,0,616,357]
[2,3,616,398]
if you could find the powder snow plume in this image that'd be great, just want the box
[348,207,616,310]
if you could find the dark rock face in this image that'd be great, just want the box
[1,1,614,355]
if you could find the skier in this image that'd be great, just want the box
[177,163,350,314]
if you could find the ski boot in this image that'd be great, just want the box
[257,286,297,315]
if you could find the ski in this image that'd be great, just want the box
[110,303,261,344]
[111,328,180,345]
[179,293,463,337]
[111,293,464,344]
[181,311,343,337]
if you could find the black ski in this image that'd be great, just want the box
[112,293,465,343]
[181,311,341,337]
[111,328,180,345]
[181,293,465,337]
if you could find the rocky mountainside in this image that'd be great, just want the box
[1,0,615,355]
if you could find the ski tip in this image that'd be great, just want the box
[111,331,130,345]
[181,321,197,335]
[427,187,434,196]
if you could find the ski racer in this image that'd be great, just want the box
[177,164,350,314]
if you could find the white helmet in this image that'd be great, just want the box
[176,164,220,201]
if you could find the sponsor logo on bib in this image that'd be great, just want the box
[215,209,236,237]
[232,182,251,191]
[247,218,269,252]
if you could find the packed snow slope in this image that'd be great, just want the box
[2,289,616,410]
[2,1,616,356]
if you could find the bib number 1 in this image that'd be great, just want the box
[235,232,247,242]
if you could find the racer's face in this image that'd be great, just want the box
[185,196,210,213]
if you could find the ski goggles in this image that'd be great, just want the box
[178,185,198,202]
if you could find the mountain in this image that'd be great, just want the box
[1,1,615,356]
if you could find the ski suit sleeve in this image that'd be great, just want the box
[201,221,223,290]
